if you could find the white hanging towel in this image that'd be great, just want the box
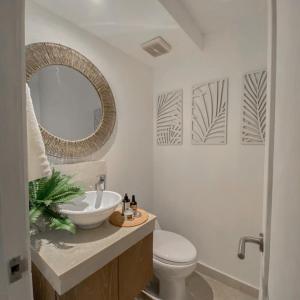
[26,84,51,181]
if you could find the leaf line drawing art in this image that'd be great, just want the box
[192,78,228,144]
[241,70,267,144]
[157,89,183,145]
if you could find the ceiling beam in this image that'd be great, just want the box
[158,0,204,50]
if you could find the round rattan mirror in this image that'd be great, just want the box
[26,42,116,159]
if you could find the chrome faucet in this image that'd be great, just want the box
[95,175,106,192]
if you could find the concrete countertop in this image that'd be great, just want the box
[31,213,156,295]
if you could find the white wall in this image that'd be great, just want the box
[25,1,154,211]
[153,25,267,286]
[268,0,300,299]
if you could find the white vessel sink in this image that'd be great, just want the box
[59,191,122,229]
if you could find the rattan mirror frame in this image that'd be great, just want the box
[26,42,116,159]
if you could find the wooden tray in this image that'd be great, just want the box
[109,209,149,227]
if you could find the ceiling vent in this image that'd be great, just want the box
[141,36,172,57]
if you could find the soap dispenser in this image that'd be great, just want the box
[130,195,138,217]
[122,193,130,215]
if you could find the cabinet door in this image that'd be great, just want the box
[32,264,56,300]
[118,234,153,300]
[58,259,118,300]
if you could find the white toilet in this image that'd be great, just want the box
[153,230,197,300]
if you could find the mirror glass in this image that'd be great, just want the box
[28,65,102,141]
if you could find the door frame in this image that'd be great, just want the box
[0,0,32,299]
[260,0,277,299]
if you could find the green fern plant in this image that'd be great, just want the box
[29,169,84,234]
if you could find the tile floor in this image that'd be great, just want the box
[137,272,257,300]
[189,272,257,300]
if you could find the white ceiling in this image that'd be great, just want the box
[31,0,267,68]
[180,0,267,34]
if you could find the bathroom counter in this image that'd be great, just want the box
[31,213,156,295]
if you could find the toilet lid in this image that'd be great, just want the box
[153,230,197,264]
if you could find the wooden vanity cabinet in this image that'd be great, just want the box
[118,233,153,299]
[32,234,153,300]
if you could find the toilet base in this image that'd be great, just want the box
[159,277,187,300]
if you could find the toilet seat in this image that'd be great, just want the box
[153,255,196,266]
[153,230,197,265]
